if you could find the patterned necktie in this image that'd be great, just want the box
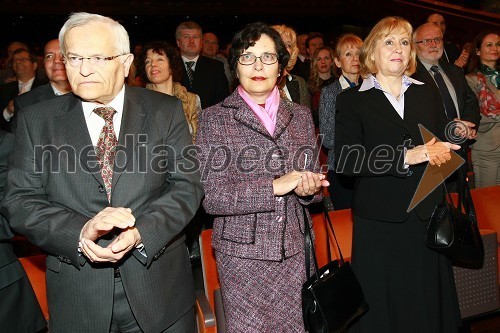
[94,106,118,202]
[430,65,458,119]
[185,61,195,87]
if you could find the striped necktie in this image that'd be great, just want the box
[185,61,195,87]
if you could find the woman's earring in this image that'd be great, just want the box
[278,73,280,77]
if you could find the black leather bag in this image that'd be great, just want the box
[425,169,484,268]
[302,206,368,333]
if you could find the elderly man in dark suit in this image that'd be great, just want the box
[0,48,46,131]
[1,12,203,333]
[0,129,47,332]
[412,23,480,175]
[176,21,229,109]
[16,39,71,111]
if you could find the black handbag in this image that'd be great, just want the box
[425,168,484,268]
[302,205,368,333]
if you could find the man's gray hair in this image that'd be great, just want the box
[175,21,203,40]
[59,12,130,55]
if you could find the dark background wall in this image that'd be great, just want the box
[0,0,498,56]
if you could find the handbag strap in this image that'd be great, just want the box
[461,168,479,227]
[442,163,478,227]
[303,206,320,281]
[323,205,345,265]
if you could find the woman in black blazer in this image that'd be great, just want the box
[335,17,462,332]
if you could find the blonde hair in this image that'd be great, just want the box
[271,24,299,72]
[308,46,335,94]
[334,33,363,76]
[359,16,416,78]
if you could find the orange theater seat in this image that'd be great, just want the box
[311,208,354,267]
[18,254,49,320]
[196,229,218,333]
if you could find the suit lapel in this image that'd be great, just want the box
[274,100,293,139]
[112,87,148,190]
[54,95,102,185]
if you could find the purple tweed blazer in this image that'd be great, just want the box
[197,89,321,261]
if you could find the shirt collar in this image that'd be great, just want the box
[339,76,351,90]
[358,74,423,92]
[18,77,35,87]
[50,83,67,96]
[82,85,125,118]
[181,55,200,69]
[419,59,440,72]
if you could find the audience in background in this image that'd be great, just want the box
[138,41,201,142]
[308,46,336,127]
[175,21,229,108]
[15,39,71,113]
[319,34,363,210]
[292,31,324,80]
[0,41,29,84]
[201,32,233,84]
[0,48,46,131]
[427,12,470,68]
[466,30,500,187]
[413,22,480,189]
[271,24,311,108]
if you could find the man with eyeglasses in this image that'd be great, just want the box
[0,48,46,131]
[413,23,480,188]
[176,21,229,109]
[1,12,203,333]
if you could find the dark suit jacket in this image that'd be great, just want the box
[335,81,447,222]
[290,58,310,81]
[1,86,204,332]
[0,129,46,332]
[15,83,59,110]
[181,55,229,109]
[413,58,480,128]
[8,83,61,133]
[0,77,46,132]
[285,74,311,109]
[443,41,461,64]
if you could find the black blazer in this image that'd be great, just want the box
[0,129,46,332]
[335,82,447,222]
[443,41,461,64]
[0,77,46,132]
[413,58,480,128]
[181,55,229,109]
[1,86,204,332]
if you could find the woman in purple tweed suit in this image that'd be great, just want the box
[197,22,329,332]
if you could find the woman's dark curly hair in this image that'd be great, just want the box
[137,41,183,83]
[228,22,290,77]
